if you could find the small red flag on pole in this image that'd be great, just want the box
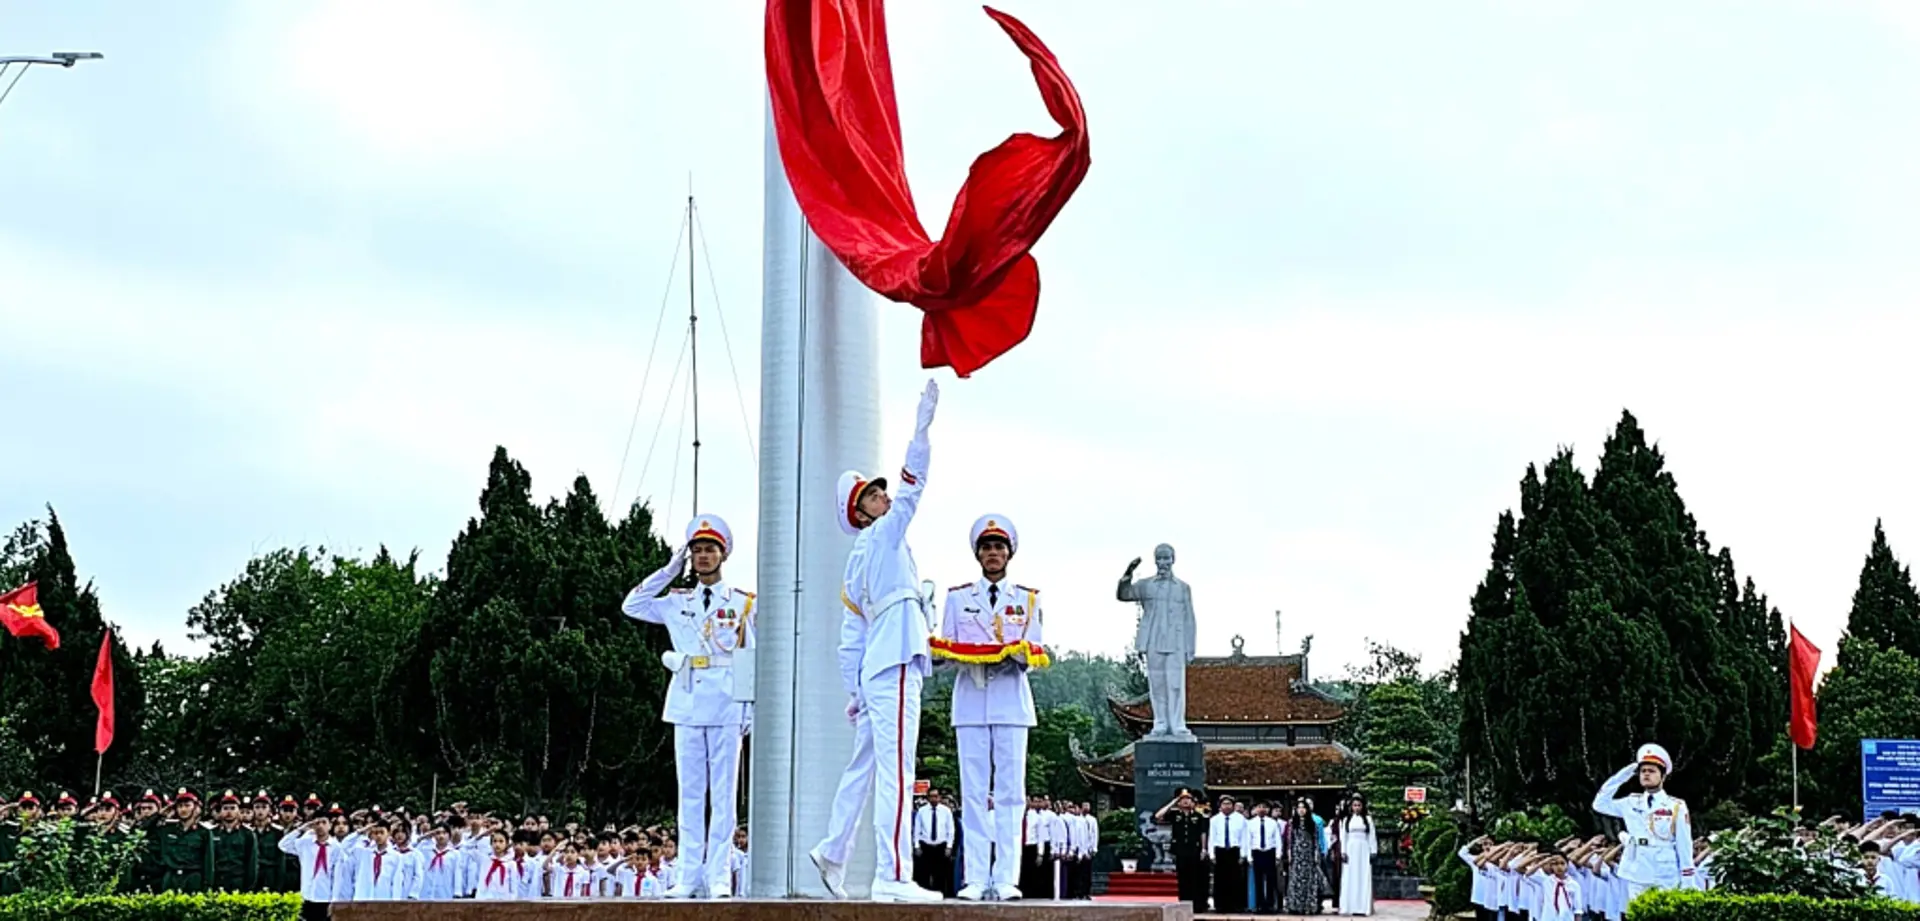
[0,582,61,649]
[1789,624,1821,749]
[92,631,115,754]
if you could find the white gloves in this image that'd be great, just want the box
[661,651,687,672]
[846,693,865,725]
[914,379,939,434]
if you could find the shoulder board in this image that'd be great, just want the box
[1015,585,1040,594]
[669,588,690,594]
[949,584,972,593]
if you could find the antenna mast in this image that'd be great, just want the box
[688,188,702,515]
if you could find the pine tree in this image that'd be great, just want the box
[1457,412,1784,817]
[1842,521,1920,662]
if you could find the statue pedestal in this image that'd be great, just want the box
[1133,737,1206,872]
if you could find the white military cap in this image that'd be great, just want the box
[970,514,1018,555]
[685,515,732,554]
[1637,743,1673,775]
[835,470,888,536]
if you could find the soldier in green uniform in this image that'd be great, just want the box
[209,790,258,892]
[247,792,283,891]
[129,789,166,893]
[1154,789,1210,915]
[0,792,44,896]
[157,789,216,893]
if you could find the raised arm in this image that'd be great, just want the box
[1591,763,1638,819]
[621,545,689,624]
[1116,558,1141,602]
[871,380,937,549]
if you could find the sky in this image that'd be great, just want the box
[4,0,1920,680]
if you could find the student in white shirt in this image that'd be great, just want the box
[549,844,594,900]
[417,827,463,900]
[280,819,341,921]
[474,831,521,901]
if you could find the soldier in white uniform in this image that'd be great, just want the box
[936,513,1048,900]
[621,515,756,899]
[810,380,944,903]
[1591,743,1695,906]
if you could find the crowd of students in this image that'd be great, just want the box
[1459,814,1920,920]
[0,788,744,916]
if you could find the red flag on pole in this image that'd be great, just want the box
[1789,623,1820,749]
[92,631,115,754]
[0,582,60,649]
[765,0,1091,378]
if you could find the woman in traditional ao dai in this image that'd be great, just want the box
[1334,797,1378,915]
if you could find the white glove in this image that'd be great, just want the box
[914,379,939,434]
[661,651,687,672]
[846,693,864,725]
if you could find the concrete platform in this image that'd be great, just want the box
[333,899,1193,921]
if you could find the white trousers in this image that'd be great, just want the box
[819,662,925,886]
[956,724,1028,891]
[674,723,742,891]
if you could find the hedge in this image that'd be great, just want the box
[0,893,299,921]
[1628,889,1920,920]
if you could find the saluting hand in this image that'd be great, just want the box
[915,379,939,433]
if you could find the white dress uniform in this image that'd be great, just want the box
[1592,743,1696,905]
[814,381,942,902]
[939,513,1045,899]
[621,514,756,898]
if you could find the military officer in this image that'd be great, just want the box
[210,790,259,891]
[811,379,945,904]
[54,791,80,821]
[0,792,39,895]
[938,513,1048,901]
[159,788,216,893]
[1592,743,1696,905]
[131,790,166,892]
[622,513,756,899]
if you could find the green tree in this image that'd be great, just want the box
[0,510,146,791]
[1843,521,1920,660]
[1029,651,1138,755]
[395,449,677,821]
[1357,680,1444,813]
[1457,412,1786,819]
[1028,704,1096,803]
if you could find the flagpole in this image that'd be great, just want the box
[1792,741,1800,814]
[94,753,103,798]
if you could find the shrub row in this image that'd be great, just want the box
[1628,890,1920,921]
[0,893,298,921]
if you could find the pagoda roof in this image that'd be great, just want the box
[1076,742,1355,792]
[1107,652,1346,735]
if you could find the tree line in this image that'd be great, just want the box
[0,448,1137,823]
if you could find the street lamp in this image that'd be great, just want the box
[0,51,100,109]
[0,52,104,68]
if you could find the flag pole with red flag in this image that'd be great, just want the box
[0,582,60,649]
[1788,622,1822,813]
[92,630,116,796]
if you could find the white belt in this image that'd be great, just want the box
[687,654,733,669]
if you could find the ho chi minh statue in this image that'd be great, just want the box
[1118,544,1198,741]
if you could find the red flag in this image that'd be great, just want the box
[0,582,60,649]
[92,631,116,754]
[1789,624,1821,749]
[766,0,1091,378]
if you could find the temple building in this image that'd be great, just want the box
[1078,637,1357,812]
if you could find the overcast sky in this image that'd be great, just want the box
[4,0,1918,678]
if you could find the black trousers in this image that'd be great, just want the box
[299,901,330,921]
[1175,851,1207,914]
[1251,848,1279,912]
[1078,855,1095,898]
[1211,848,1244,912]
[914,844,952,893]
[1019,845,1052,898]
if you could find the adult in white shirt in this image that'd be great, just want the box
[935,513,1048,901]
[1247,801,1283,913]
[622,514,757,899]
[1209,797,1250,913]
[1591,743,1696,905]
[810,380,945,903]
[914,790,957,896]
